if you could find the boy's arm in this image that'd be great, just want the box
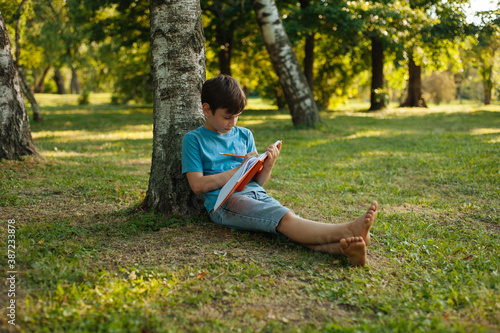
[186,152,258,195]
[254,143,280,187]
[186,169,237,195]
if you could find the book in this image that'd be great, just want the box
[213,140,282,213]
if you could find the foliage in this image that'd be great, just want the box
[1,95,499,331]
[1,0,498,108]
[68,0,151,103]
[283,0,369,108]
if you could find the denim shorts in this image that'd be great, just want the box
[210,191,290,234]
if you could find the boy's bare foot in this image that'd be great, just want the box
[349,201,378,246]
[340,236,367,266]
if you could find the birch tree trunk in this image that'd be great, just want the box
[251,0,320,127]
[139,0,205,215]
[0,13,39,160]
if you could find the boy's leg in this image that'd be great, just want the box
[276,201,377,246]
[305,237,367,266]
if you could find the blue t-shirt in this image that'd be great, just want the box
[182,126,265,212]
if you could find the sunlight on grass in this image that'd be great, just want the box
[246,97,278,110]
[35,93,113,106]
[33,128,152,142]
[303,139,330,147]
[469,128,500,135]
[345,129,405,139]
[237,119,267,126]
[25,269,179,330]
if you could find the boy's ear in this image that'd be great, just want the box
[202,103,213,116]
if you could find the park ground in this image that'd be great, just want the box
[0,94,499,332]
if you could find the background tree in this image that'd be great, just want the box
[201,0,254,77]
[401,0,469,107]
[251,0,320,127]
[0,12,39,160]
[471,9,500,105]
[68,0,151,103]
[284,0,373,109]
[13,0,43,121]
[353,0,416,111]
[138,0,205,215]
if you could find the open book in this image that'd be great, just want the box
[213,140,282,213]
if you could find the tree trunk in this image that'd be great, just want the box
[484,81,492,105]
[369,36,386,111]
[216,25,233,76]
[0,13,39,160]
[53,68,66,94]
[34,65,50,93]
[70,66,81,94]
[480,60,493,105]
[251,0,320,127]
[303,34,314,93]
[401,55,427,108]
[139,0,205,216]
[299,0,314,92]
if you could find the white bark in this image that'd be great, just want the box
[0,13,38,160]
[140,0,205,215]
[252,0,320,127]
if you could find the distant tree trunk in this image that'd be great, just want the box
[17,67,43,121]
[401,55,427,108]
[139,0,205,215]
[70,66,81,94]
[484,82,492,105]
[251,0,320,127]
[34,65,50,93]
[480,60,493,105]
[53,68,66,94]
[303,34,314,92]
[299,0,314,92]
[369,37,386,111]
[216,25,233,76]
[0,13,39,160]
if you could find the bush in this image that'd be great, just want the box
[423,71,457,104]
[78,90,90,105]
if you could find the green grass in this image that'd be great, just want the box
[0,94,499,332]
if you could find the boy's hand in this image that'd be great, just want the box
[241,151,258,167]
[263,143,280,168]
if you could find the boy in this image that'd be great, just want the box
[182,75,378,266]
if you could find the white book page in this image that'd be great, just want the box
[213,157,257,212]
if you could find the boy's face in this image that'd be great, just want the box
[202,103,241,134]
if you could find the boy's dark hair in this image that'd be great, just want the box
[202,75,246,115]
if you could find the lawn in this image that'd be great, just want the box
[0,94,499,332]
